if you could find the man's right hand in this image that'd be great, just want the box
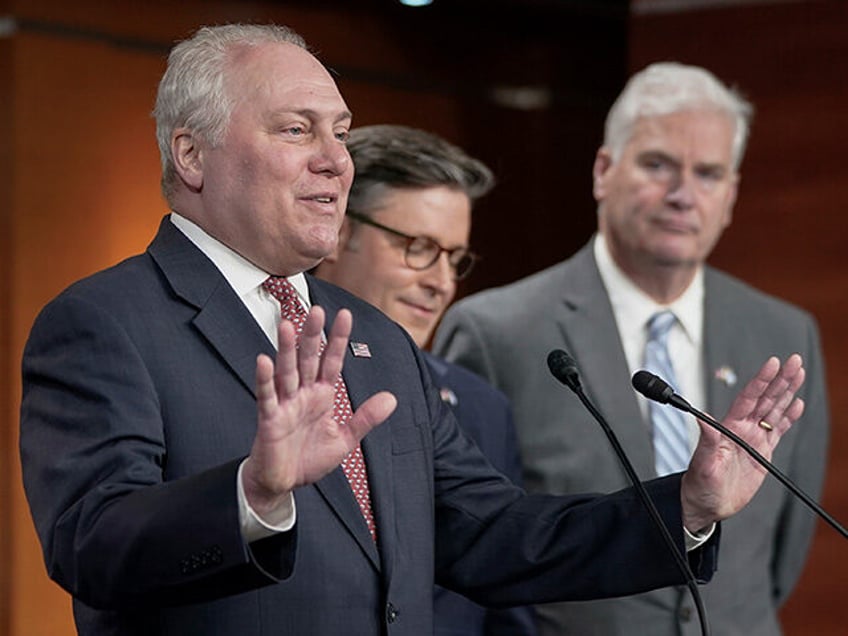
[243,306,396,519]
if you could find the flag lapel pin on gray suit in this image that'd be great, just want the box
[713,365,737,387]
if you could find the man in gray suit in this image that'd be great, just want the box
[434,62,830,636]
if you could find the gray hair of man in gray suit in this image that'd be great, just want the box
[604,62,754,170]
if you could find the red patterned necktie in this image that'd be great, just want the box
[262,276,377,542]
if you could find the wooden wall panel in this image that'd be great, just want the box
[1,25,15,636]
[8,28,167,636]
[630,3,848,635]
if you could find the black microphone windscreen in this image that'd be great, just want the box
[632,370,673,404]
[547,349,580,391]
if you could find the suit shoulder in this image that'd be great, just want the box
[448,259,573,321]
[423,352,510,405]
[40,253,158,313]
[707,268,819,330]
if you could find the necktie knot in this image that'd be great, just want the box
[647,310,677,344]
[263,276,307,333]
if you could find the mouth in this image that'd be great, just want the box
[652,217,696,234]
[300,192,339,208]
[399,298,440,318]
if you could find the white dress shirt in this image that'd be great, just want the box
[594,234,714,541]
[593,233,705,451]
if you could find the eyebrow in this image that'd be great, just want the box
[276,108,352,124]
[638,150,727,174]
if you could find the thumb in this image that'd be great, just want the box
[348,391,397,441]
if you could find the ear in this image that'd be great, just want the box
[171,128,204,192]
[722,172,740,228]
[592,147,614,201]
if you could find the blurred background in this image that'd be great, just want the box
[1,0,845,633]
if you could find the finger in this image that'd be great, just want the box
[275,320,300,398]
[297,306,325,384]
[320,309,353,383]
[722,356,778,426]
[751,356,805,425]
[255,353,279,420]
[763,394,805,439]
[346,391,398,443]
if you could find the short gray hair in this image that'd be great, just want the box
[604,62,754,170]
[345,124,495,218]
[152,24,307,201]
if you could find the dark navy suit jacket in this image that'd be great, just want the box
[20,217,718,635]
[425,352,538,636]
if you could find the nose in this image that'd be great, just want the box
[421,252,455,297]
[310,134,351,176]
[665,170,696,210]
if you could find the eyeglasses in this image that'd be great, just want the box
[347,211,479,281]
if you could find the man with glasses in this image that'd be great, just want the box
[315,124,538,635]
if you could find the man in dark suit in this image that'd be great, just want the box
[435,62,829,636]
[314,124,537,635]
[20,26,807,636]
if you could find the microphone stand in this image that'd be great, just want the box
[548,351,710,636]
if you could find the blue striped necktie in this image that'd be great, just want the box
[644,311,691,476]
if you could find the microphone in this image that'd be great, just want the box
[633,370,847,539]
[547,350,710,636]
[547,348,581,392]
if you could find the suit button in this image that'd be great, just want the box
[679,606,692,622]
[386,602,399,623]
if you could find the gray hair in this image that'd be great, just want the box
[345,124,495,218]
[604,62,754,170]
[152,24,307,201]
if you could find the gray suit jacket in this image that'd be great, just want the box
[434,240,829,636]
[20,221,720,636]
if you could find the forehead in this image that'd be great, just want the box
[372,186,472,239]
[227,41,350,119]
[626,110,735,163]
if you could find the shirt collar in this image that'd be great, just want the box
[169,212,310,303]
[593,232,703,344]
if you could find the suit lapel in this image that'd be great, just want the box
[148,217,274,397]
[151,220,383,567]
[703,268,742,421]
[554,243,656,478]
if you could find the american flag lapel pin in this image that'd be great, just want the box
[350,341,372,358]
[439,386,459,407]
[714,365,737,387]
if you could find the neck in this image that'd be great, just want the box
[627,262,697,304]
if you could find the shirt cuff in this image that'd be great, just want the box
[684,522,716,551]
[237,460,296,542]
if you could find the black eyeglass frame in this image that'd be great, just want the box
[346,211,479,281]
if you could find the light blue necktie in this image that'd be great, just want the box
[644,311,691,476]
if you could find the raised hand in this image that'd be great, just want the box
[681,354,806,532]
[243,306,397,518]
